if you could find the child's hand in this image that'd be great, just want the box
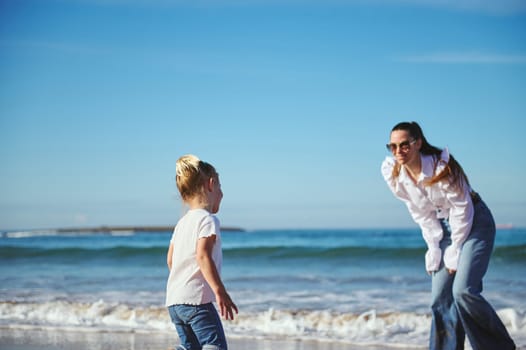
[216,290,238,320]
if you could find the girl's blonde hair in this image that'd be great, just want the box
[176,155,218,201]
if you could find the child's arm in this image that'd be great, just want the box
[196,235,238,320]
[167,243,174,270]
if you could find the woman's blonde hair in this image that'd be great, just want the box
[176,155,218,201]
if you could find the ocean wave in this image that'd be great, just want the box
[225,245,425,259]
[0,300,524,346]
[493,244,526,261]
[0,300,170,332]
[1,244,524,262]
[0,246,166,260]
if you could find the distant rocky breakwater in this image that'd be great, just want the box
[1,225,245,237]
[55,225,244,233]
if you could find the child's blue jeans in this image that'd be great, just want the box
[429,200,515,350]
[168,303,227,350]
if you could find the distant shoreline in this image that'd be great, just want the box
[1,225,518,235]
[1,225,245,234]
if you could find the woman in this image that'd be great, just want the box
[381,122,515,350]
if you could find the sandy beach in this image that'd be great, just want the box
[0,328,414,350]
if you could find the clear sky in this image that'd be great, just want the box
[1,0,525,230]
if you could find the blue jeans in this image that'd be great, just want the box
[167,303,227,350]
[430,200,515,350]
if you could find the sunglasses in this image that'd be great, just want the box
[386,139,417,152]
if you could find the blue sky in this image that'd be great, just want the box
[1,0,525,230]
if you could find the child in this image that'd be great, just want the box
[166,155,238,350]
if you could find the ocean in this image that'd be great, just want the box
[1,227,525,348]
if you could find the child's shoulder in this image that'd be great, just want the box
[180,209,219,227]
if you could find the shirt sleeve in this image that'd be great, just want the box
[442,182,474,270]
[380,157,396,189]
[170,226,177,244]
[381,157,443,272]
[381,157,407,199]
[434,149,474,271]
[405,200,444,271]
[198,214,220,239]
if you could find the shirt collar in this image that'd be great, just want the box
[421,154,436,179]
[398,153,435,184]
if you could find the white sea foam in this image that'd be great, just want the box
[1,300,525,347]
[3,230,59,238]
[0,300,172,332]
[1,229,137,238]
[109,230,135,236]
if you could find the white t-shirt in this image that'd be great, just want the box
[165,208,222,307]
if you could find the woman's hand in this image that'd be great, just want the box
[427,269,456,275]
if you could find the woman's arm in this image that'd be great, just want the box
[443,185,474,272]
[404,199,444,273]
[382,157,444,273]
[196,235,238,320]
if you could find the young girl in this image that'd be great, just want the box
[166,155,237,350]
[381,122,515,350]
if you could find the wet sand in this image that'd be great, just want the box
[0,328,412,350]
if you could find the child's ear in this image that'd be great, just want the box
[207,177,215,192]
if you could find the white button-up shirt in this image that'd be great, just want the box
[381,149,474,272]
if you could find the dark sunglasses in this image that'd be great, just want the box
[386,139,416,152]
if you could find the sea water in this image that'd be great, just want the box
[1,228,525,347]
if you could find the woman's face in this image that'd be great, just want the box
[389,129,421,166]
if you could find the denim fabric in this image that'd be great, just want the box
[168,303,227,350]
[430,201,515,350]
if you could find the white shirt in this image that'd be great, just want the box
[165,208,222,306]
[381,149,474,271]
